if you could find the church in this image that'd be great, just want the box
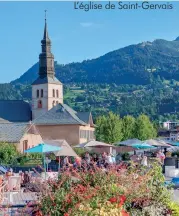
[0,18,95,150]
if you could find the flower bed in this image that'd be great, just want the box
[28,163,179,216]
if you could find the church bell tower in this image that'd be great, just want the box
[32,13,63,120]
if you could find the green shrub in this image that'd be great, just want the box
[171,151,179,158]
[0,142,19,164]
[167,201,179,216]
[73,148,86,157]
[122,152,130,161]
[18,155,29,166]
[32,162,176,216]
[29,153,42,160]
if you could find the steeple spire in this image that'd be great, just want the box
[39,11,55,78]
[31,13,63,120]
[43,10,49,40]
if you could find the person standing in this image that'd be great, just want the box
[106,152,113,164]
[63,156,69,167]
[160,150,166,164]
[112,154,116,164]
[85,152,91,164]
[75,156,82,168]
[156,150,166,164]
[93,154,98,162]
[141,155,148,166]
[102,152,107,165]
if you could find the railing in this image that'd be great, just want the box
[11,162,59,173]
[0,180,7,204]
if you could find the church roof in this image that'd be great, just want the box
[32,76,62,85]
[76,112,92,124]
[0,100,32,122]
[0,123,30,143]
[33,103,87,125]
[0,117,10,123]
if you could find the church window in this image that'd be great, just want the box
[56,101,58,105]
[56,90,59,98]
[41,89,43,97]
[38,100,42,108]
[53,101,55,107]
[23,140,28,152]
[80,130,94,140]
[53,89,55,97]
[37,90,39,98]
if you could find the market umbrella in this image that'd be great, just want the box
[74,140,115,155]
[167,141,179,147]
[167,146,179,152]
[145,139,171,148]
[44,140,78,157]
[44,140,78,170]
[131,143,156,149]
[74,140,114,148]
[25,143,61,178]
[114,139,142,146]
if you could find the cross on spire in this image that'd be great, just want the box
[45,10,47,22]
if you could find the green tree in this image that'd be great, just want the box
[95,115,106,142]
[95,112,122,144]
[0,142,19,164]
[122,115,136,140]
[135,114,157,141]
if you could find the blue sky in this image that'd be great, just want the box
[1,1,179,83]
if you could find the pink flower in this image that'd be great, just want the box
[108,197,117,203]
[121,209,130,216]
[118,195,126,207]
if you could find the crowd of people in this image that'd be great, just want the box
[60,149,167,172]
[130,149,166,167]
[62,152,117,171]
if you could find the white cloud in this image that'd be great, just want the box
[80,22,93,28]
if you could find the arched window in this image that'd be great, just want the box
[38,100,42,108]
[56,101,58,105]
[41,89,43,97]
[37,90,39,98]
[52,101,55,107]
[53,89,55,97]
[56,90,59,98]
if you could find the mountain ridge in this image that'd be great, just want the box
[11,37,179,86]
[1,36,179,120]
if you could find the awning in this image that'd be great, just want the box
[43,139,78,157]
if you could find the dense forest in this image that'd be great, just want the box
[12,37,179,86]
[1,37,179,121]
